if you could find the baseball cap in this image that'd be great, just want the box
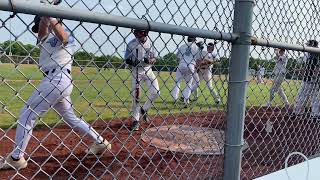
[305,40,318,47]
[187,36,197,42]
[133,29,149,36]
[207,42,215,47]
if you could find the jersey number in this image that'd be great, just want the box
[47,37,59,47]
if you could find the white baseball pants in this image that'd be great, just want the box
[191,68,220,101]
[12,69,104,159]
[293,81,320,116]
[269,73,289,105]
[131,67,160,121]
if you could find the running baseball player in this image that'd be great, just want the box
[191,42,221,104]
[293,40,320,118]
[171,36,200,106]
[0,14,111,170]
[266,48,289,107]
[124,29,160,131]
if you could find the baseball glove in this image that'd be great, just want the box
[197,59,214,69]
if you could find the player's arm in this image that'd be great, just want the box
[176,49,181,63]
[49,18,68,45]
[202,58,214,65]
[124,45,135,66]
[145,46,157,64]
[37,17,50,42]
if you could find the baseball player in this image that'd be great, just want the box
[256,65,265,84]
[171,36,200,106]
[124,29,160,131]
[266,48,289,107]
[293,40,320,118]
[0,14,111,170]
[191,42,221,104]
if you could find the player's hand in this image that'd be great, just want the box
[40,16,51,26]
[148,58,156,64]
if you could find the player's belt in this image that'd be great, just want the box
[44,68,71,76]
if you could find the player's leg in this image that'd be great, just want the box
[293,81,311,115]
[276,74,289,106]
[278,87,289,106]
[171,67,182,101]
[268,76,279,105]
[2,77,63,169]
[181,67,195,104]
[257,74,261,83]
[204,68,221,103]
[310,84,320,118]
[142,69,160,121]
[268,74,287,105]
[53,96,111,154]
[191,71,199,101]
[131,69,141,130]
[190,71,200,101]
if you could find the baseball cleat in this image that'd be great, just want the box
[215,99,221,105]
[140,107,149,122]
[85,139,112,155]
[131,121,140,131]
[0,156,28,170]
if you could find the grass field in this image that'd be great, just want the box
[0,63,301,129]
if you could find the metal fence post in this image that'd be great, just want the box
[223,0,255,180]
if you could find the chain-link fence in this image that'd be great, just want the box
[0,0,319,179]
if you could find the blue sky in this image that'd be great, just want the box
[0,0,319,60]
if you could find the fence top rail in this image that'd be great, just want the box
[252,37,320,54]
[0,0,237,42]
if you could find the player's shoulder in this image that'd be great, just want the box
[127,38,137,47]
[178,43,186,49]
[211,51,217,57]
[179,43,190,50]
[144,38,153,47]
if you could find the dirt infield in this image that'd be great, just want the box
[1,107,319,179]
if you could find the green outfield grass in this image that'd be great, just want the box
[0,63,301,129]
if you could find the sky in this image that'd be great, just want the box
[0,0,319,60]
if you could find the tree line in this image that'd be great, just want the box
[0,40,303,77]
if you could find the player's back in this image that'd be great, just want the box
[177,42,199,67]
[274,55,288,74]
[39,29,76,71]
[303,53,320,82]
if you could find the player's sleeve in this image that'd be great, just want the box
[150,45,157,58]
[201,51,207,59]
[212,51,217,59]
[194,47,201,60]
[176,47,182,60]
[64,28,75,48]
[124,43,132,60]
[303,53,308,62]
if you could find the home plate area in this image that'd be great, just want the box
[0,106,319,179]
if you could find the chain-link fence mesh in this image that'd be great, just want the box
[0,0,319,179]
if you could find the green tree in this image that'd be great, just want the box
[1,40,40,56]
[74,51,95,66]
